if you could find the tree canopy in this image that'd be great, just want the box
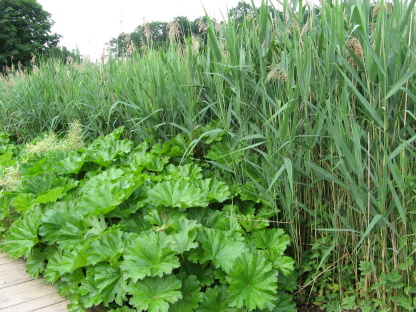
[105,0,277,58]
[106,16,212,57]
[0,0,60,71]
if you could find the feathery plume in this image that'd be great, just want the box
[267,66,288,83]
[346,36,363,68]
[197,20,207,33]
[144,23,152,42]
[167,21,181,42]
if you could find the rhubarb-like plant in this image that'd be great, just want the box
[0,128,296,312]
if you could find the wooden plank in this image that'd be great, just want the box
[0,252,11,259]
[0,259,27,272]
[0,254,13,261]
[0,267,34,288]
[0,257,15,265]
[0,252,70,312]
[33,299,71,312]
[0,253,17,265]
[0,279,58,309]
[0,293,69,312]
[0,258,26,268]
[0,265,27,275]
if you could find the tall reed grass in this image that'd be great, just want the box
[1,0,415,310]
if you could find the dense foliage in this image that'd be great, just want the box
[0,0,60,72]
[0,0,415,310]
[106,2,261,57]
[106,16,212,57]
[0,126,296,312]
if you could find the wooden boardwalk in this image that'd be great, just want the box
[0,253,70,312]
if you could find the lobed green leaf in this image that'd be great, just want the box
[127,275,182,312]
[226,251,278,311]
[121,231,180,282]
[0,206,42,258]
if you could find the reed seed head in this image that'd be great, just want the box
[126,40,135,55]
[100,48,107,64]
[197,20,207,33]
[144,23,152,42]
[290,19,300,34]
[67,56,74,65]
[246,12,254,21]
[167,21,181,42]
[347,37,363,58]
[372,3,381,18]
[372,2,393,19]
[346,36,363,68]
[267,66,288,83]
[215,23,221,33]
[300,23,309,38]
[191,35,201,53]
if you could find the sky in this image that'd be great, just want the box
[36,0,267,61]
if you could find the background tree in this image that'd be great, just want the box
[134,21,168,49]
[228,1,254,22]
[106,22,169,57]
[106,32,133,58]
[106,16,214,58]
[49,46,81,64]
[0,0,61,71]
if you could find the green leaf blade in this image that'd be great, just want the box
[198,228,248,273]
[121,231,180,282]
[148,179,209,209]
[127,275,182,312]
[92,263,127,306]
[0,206,42,258]
[169,273,203,312]
[86,229,125,265]
[226,252,279,311]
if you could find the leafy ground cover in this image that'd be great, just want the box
[1,0,415,310]
[0,125,296,312]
